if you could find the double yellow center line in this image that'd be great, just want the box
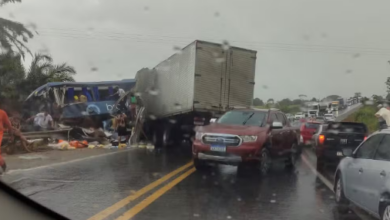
[87,161,195,220]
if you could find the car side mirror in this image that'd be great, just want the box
[271,121,283,129]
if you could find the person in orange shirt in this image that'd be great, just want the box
[0,109,13,172]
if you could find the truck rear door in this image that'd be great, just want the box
[224,48,256,109]
[194,42,226,111]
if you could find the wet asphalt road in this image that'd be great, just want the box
[0,104,371,220]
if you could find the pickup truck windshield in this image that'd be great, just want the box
[327,123,367,133]
[305,123,320,129]
[217,111,267,126]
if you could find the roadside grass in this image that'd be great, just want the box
[342,105,378,134]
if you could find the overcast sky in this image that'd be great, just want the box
[1,0,390,101]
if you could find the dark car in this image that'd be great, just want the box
[192,109,300,175]
[314,122,368,170]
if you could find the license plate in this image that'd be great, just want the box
[340,139,348,144]
[210,145,226,152]
[336,151,343,156]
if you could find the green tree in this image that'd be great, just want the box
[372,94,383,103]
[252,98,263,106]
[22,53,76,96]
[324,95,340,101]
[267,98,274,104]
[354,92,361,97]
[0,52,24,99]
[278,98,292,106]
[292,99,303,105]
[311,97,317,102]
[0,0,34,57]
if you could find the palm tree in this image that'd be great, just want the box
[23,54,76,95]
[0,0,33,57]
[47,63,76,82]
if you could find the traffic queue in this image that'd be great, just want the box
[295,105,390,220]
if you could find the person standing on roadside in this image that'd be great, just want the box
[0,108,13,172]
[375,104,390,129]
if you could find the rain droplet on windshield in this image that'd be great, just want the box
[148,88,159,95]
[149,115,157,120]
[352,53,360,58]
[87,27,95,35]
[26,22,38,30]
[144,6,149,11]
[364,100,374,105]
[237,198,242,202]
[8,13,14,18]
[135,92,142,97]
[214,181,219,185]
[211,172,215,176]
[193,214,200,217]
[91,67,98,72]
[173,46,182,54]
[221,40,230,51]
[174,103,182,110]
[345,69,353,74]
[212,52,219,57]
[169,119,177,124]
[202,175,207,180]
[214,12,220,17]
[215,57,226,63]
[262,85,268,89]
[270,200,276,203]
[226,216,232,219]
[303,35,310,41]
[272,193,276,197]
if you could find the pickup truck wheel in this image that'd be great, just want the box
[286,143,299,168]
[194,158,208,171]
[258,148,271,175]
[316,156,325,171]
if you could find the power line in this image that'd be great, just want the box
[36,27,390,54]
[36,32,390,56]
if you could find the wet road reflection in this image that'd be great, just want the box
[0,146,373,220]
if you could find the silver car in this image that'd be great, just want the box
[334,129,390,220]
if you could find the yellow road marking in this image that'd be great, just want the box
[87,161,193,220]
[115,167,196,220]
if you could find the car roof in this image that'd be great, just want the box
[230,108,269,113]
[374,129,390,135]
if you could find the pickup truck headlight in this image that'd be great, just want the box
[239,135,257,143]
[195,132,204,140]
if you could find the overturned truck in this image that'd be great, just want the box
[122,40,257,147]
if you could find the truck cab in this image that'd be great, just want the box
[192,109,300,174]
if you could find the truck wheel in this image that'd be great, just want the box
[286,143,299,168]
[152,127,164,149]
[194,158,208,171]
[162,126,172,147]
[258,148,271,175]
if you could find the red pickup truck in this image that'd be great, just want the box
[192,108,300,175]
